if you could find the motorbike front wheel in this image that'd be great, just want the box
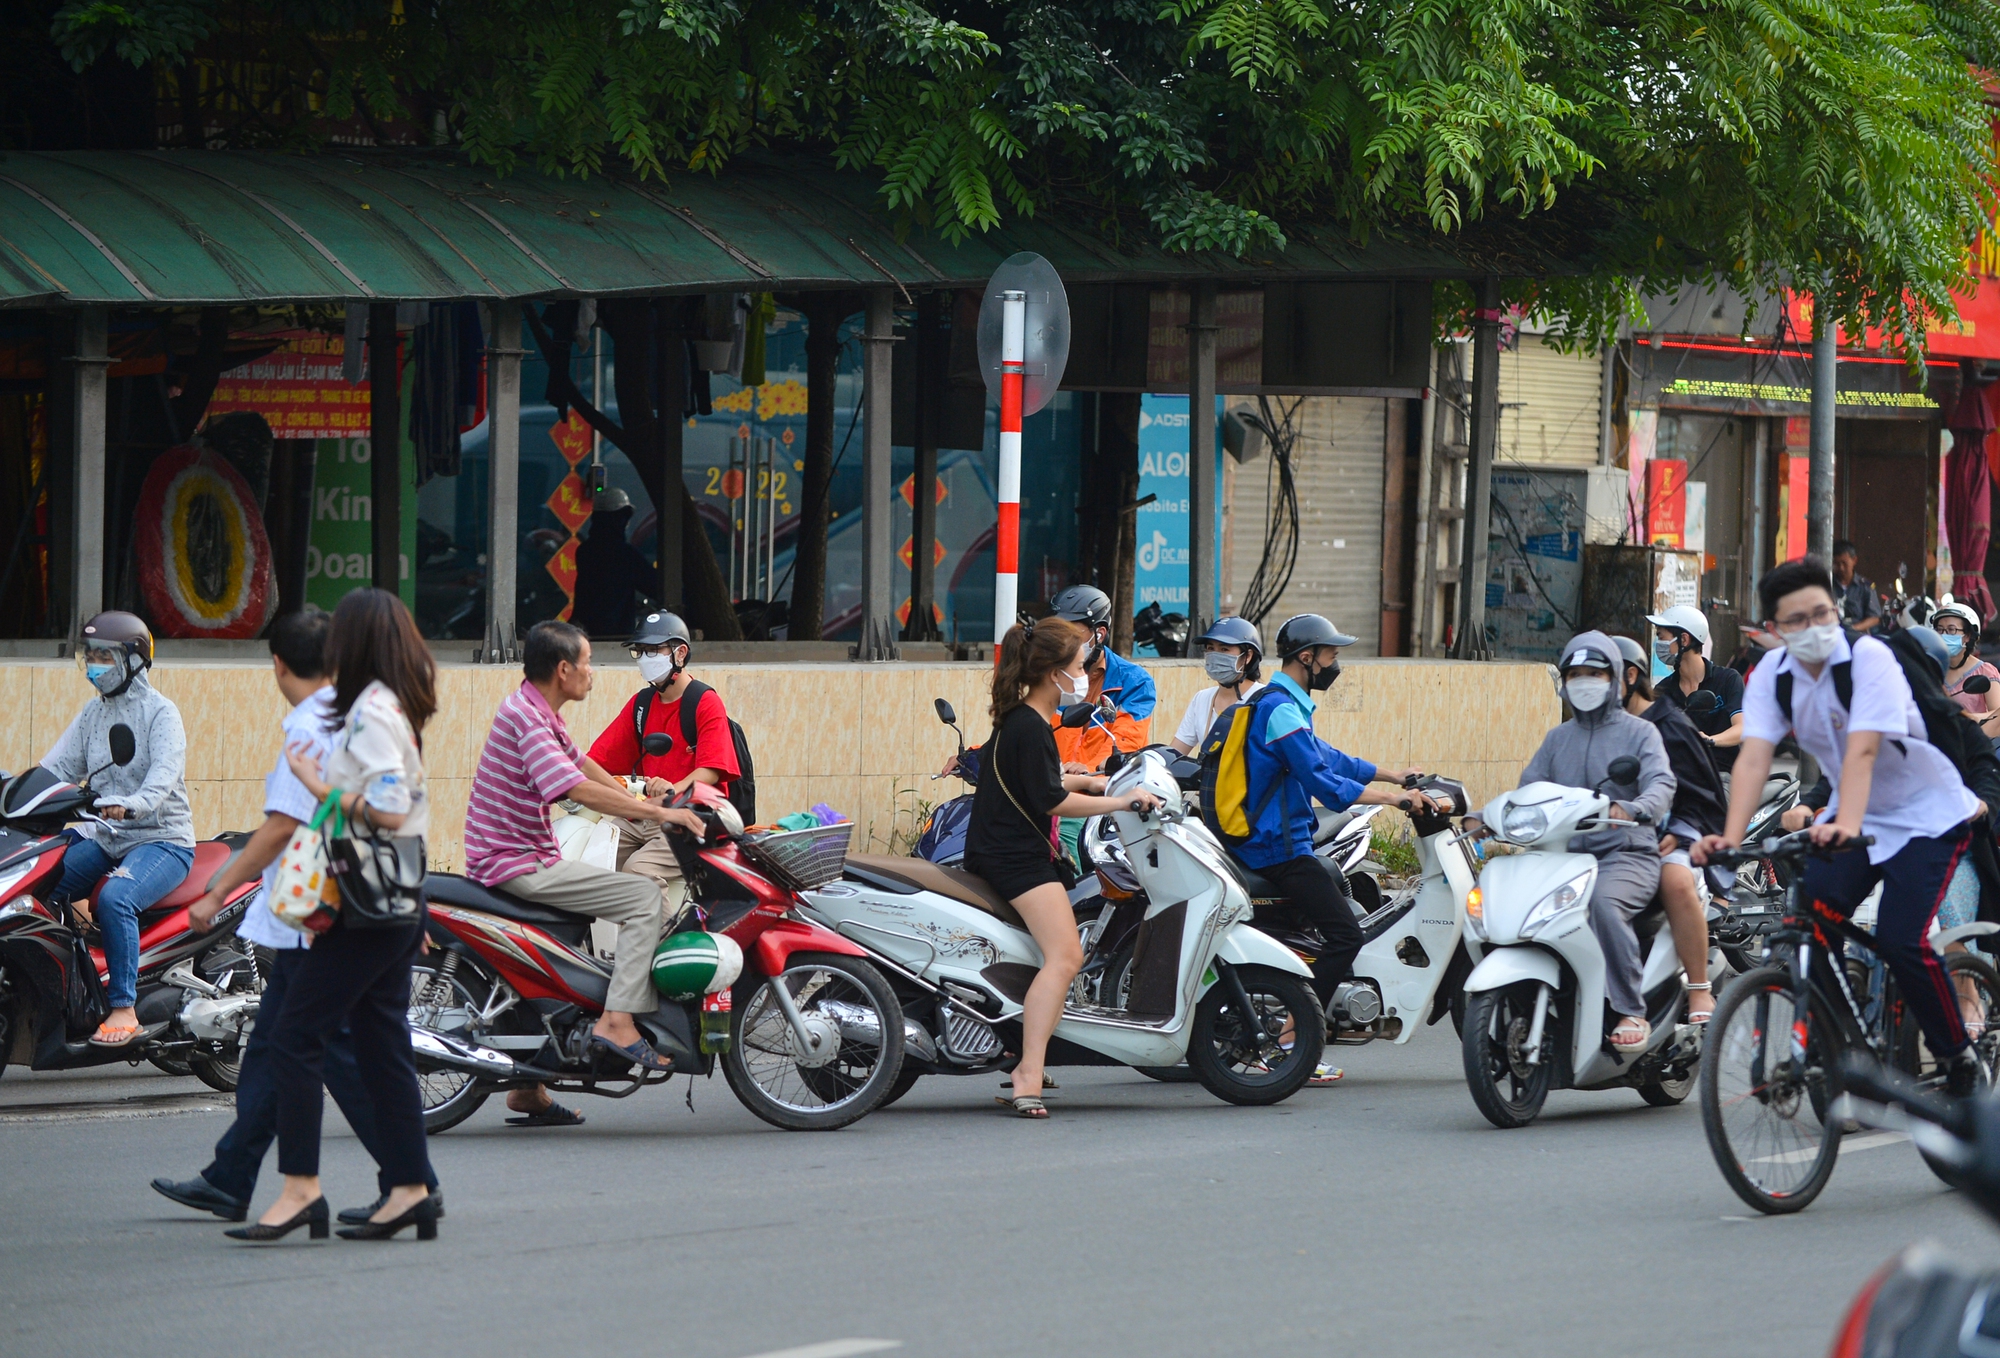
[723,953,905,1131]
[1185,965,1323,1105]
[1461,983,1554,1128]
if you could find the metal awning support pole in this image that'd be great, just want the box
[1809,303,1837,562]
[907,290,942,641]
[859,288,899,660]
[48,307,108,643]
[368,303,402,593]
[1187,282,1220,634]
[1410,348,1439,657]
[655,299,686,615]
[1452,276,1501,660]
[484,304,523,662]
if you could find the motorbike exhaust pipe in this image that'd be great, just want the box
[410,1027,520,1080]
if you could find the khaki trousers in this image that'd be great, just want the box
[614,817,690,929]
[502,859,664,1015]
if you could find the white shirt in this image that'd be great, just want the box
[1742,634,1978,863]
[323,680,430,840]
[1173,681,1266,750]
[237,688,337,951]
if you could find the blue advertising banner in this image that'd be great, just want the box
[1134,395,1224,647]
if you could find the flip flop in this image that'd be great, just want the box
[587,1033,674,1073]
[996,1095,1049,1119]
[504,1103,587,1128]
[1610,1017,1652,1050]
[89,1021,142,1048]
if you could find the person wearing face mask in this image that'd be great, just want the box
[1694,556,1987,1097]
[41,611,196,1048]
[1513,632,1677,1049]
[1229,615,1435,1075]
[1645,604,1747,771]
[1935,601,2000,736]
[584,611,739,927]
[1046,585,1157,772]
[1170,617,1265,754]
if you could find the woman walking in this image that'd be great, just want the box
[229,589,438,1242]
[965,617,1159,1119]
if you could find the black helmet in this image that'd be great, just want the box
[1274,613,1357,659]
[627,610,691,652]
[1050,585,1112,631]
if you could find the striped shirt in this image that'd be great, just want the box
[464,682,589,887]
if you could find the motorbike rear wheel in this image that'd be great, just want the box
[1461,983,1554,1128]
[1638,1072,1695,1106]
[1186,965,1323,1105]
[723,953,905,1131]
[408,959,492,1135]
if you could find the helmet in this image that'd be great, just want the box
[1644,604,1711,648]
[1905,625,1951,684]
[592,486,633,514]
[78,611,154,698]
[1050,585,1113,631]
[1936,600,1982,635]
[1610,635,1648,671]
[627,611,692,652]
[1196,616,1262,658]
[1274,614,1357,659]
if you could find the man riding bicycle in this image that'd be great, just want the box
[1694,555,1984,1097]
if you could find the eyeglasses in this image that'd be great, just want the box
[1773,605,1840,632]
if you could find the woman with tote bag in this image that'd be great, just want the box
[228,588,439,1243]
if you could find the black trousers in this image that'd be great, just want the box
[204,949,437,1203]
[1255,856,1365,1004]
[270,919,429,1184]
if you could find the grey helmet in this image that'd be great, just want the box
[628,610,691,653]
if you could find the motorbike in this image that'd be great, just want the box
[1133,602,1190,658]
[0,724,264,1090]
[914,699,979,866]
[1459,756,1704,1127]
[409,745,909,1133]
[803,746,1327,1106]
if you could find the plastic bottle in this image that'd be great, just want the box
[700,990,732,1055]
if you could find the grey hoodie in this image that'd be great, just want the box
[42,667,195,857]
[1517,630,1675,853]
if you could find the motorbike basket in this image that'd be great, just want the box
[739,822,856,891]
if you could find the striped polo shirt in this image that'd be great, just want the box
[464,682,590,887]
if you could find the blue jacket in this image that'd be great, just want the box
[1234,673,1376,869]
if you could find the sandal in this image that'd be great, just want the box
[1610,1017,1652,1050]
[504,1102,587,1128]
[1309,1064,1346,1086]
[587,1033,674,1073]
[1686,981,1714,1027]
[89,1021,142,1048]
[996,1095,1049,1119]
[999,1076,1058,1091]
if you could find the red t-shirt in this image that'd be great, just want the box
[587,685,740,786]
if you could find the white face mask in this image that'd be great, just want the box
[636,651,678,686]
[1056,668,1090,706]
[1783,622,1842,666]
[1565,677,1612,712]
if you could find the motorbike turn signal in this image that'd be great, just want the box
[1465,887,1482,921]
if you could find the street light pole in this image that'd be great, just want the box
[1808,304,1837,562]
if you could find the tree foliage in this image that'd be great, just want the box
[46,0,2000,353]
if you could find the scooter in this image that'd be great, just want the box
[0,725,263,1090]
[1459,756,1703,1127]
[803,747,1327,1106]
[409,747,909,1133]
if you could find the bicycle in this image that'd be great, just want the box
[1698,830,2000,1214]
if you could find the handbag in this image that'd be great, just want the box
[992,753,1081,891]
[269,792,344,934]
[328,822,427,929]
[64,932,110,1039]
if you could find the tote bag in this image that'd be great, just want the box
[269,792,344,934]
[328,831,427,929]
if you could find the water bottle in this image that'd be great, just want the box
[699,990,732,1055]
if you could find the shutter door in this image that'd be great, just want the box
[1497,336,1603,468]
[1227,397,1386,657]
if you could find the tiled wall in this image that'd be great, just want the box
[0,656,1560,871]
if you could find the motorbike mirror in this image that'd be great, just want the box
[108,724,136,767]
[1607,755,1641,786]
[1061,702,1097,728]
[1966,675,1992,695]
[642,732,674,757]
[1104,750,1127,775]
[934,698,957,726]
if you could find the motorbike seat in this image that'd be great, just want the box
[83,840,234,921]
[843,854,1024,929]
[1632,900,1668,944]
[422,872,596,944]
[1313,809,1360,846]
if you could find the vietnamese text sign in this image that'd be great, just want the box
[1134,394,1223,631]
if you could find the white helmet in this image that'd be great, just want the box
[1935,600,1982,635]
[1644,604,1710,648]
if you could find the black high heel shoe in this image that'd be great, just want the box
[224,1197,328,1242]
[336,1197,439,1241]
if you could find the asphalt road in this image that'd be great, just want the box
[2,1032,1990,1358]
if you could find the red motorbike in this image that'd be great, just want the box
[411,782,907,1132]
[0,727,265,1090]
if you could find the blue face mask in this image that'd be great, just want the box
[1944,633,1967,660]
[85,663,112,684]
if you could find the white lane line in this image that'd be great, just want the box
[1748,1130,1907,1166]
[0,1095,230,1125]
[736,1342,901,1358]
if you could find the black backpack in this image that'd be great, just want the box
[632,679,756,824]
[1774,630,2000,813]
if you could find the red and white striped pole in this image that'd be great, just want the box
[994,288,1026,647]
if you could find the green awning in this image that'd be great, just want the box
[0,149,1489,308]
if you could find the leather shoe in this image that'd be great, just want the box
[339,1188,444,1226]
[151,1174,248,1222]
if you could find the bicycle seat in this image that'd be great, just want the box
[422,872,595,945]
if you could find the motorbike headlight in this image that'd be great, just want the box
[1463,886,1486,941]
[0,860,38,910]
[1502,805,1549,844]
[1520,868,1594,939]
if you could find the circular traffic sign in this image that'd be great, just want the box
[976,252,1070,417]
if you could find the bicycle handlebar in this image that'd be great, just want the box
[1701,828,1875,869]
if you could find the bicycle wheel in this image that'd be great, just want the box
[1894,950,2000,1186]
[1700,964,1845,1214]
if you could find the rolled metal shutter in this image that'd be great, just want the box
[1497,335,1602,468]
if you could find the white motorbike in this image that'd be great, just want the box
[799,748,1328,1105]
[1460,757,1703,1127]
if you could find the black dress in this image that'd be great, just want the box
[965,704,1069,900]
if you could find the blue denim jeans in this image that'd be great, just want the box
[57,834,195,1009]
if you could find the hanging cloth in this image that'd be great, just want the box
[407,302,482,486]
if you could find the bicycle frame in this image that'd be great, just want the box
[1754,883,1908,1102]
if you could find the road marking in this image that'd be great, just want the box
[1748,1130,1907,1166]
[0,1093,230,1125]
[736,1342,901,1358]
